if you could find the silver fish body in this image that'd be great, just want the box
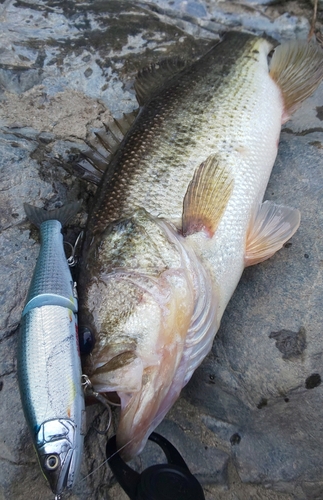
[18,204,85,497]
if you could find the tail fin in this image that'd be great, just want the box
[269,40,323,122]
[23,201,82,228]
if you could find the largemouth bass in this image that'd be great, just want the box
[18,202,85,498]
[78,32,323,461]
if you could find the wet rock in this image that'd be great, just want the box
[140,0,312,41]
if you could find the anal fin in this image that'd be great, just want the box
[245,200,301,267]
[182,154,233,237]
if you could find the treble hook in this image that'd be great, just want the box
[82,374,113,435]
[64,231,84,267]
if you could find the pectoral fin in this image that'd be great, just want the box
[182,155,233,237]
[245,201,300,267]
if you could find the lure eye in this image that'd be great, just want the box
[44,454,60,471]
[79,326,95,355]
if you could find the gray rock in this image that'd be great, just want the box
[0,0,322,499]
[140,0,311,41]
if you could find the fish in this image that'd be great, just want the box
[77,31,323,461]
[17,202,85,498]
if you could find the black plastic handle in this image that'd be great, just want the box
[106,432,205,500]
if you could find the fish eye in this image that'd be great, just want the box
[44,454,60,471]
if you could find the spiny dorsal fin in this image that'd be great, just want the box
[82,143,109,172]
[69,110,138,185]
[115,110,139,135]
[245,201,300,267]
[70,161,101,185]
[182,154,233,237]
[99,110,139,154]
[104,110,139,144]
[135,58,188,106]
[72,149,107,185]
[269,40,323,123]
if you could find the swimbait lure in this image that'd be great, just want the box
[18,202,85,499]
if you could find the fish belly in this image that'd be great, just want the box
[188,60,284,318]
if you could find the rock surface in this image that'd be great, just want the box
[0,1,323,499]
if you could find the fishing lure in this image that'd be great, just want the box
[17,201,85,499]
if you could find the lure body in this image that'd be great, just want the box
[18,204,85,497]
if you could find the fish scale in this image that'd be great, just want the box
[87,34,258,235]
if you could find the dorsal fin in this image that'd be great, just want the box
[105,110,139,144]
[68,110,138,185]
[134,58,188,106]
[114,110,139,135]
[72,148,108,185]
[182,154,233,237]
[98,110,139,154]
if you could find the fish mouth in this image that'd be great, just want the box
[115,360,184,462]
[36,419,82,495]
